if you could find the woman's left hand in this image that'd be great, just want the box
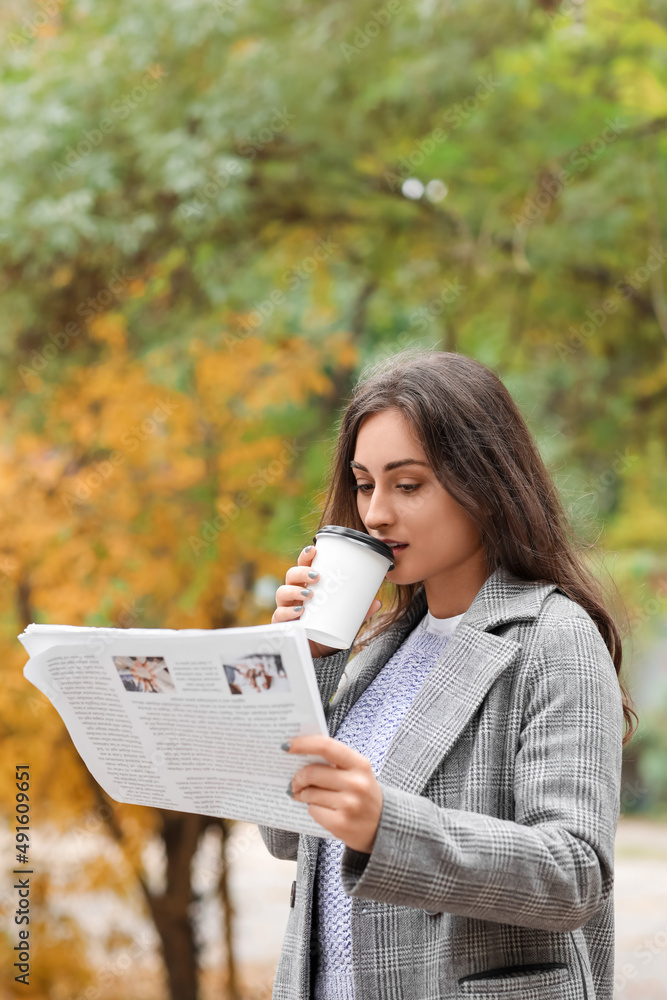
[284,735,383,854]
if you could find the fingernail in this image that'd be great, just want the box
[286,781,295,797]
[307,570,318,579]
[280,741,291,751]
[301,588,312,597]
[304,545,313,552]
[293,605,303,612]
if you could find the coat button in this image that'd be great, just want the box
[289,880,296,908]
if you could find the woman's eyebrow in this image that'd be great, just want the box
[350,459,430,472]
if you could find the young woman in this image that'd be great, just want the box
[262,349,636,1000]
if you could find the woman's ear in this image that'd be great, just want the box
[363,598,383,623]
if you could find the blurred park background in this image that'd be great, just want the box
[1,0,667,997]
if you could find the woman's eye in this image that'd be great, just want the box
[352,484,421,493]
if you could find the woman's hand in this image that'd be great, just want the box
[283,734,383,854]
[272,543,383,659]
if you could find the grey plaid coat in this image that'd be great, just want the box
[259,565,624,999]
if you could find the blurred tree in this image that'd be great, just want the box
[0,0,665,543]
[1,0,667,992]
[0,327,358,998]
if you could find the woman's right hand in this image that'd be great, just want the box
[272,543,383,658]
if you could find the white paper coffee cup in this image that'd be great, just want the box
[299,526,395,650]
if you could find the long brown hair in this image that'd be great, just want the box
[316,347,638,745]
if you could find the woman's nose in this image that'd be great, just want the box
[364,487,395,526]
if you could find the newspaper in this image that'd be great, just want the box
[18,620,336,838]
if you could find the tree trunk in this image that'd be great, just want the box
[219,818,241,1000]
[16,575,33,630]
[85,772,242,1000]
[146,810,206,1000]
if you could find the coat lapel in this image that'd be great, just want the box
[377,625,521,793]
[327,565,560,789]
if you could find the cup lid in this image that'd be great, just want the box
[312,525,395,571]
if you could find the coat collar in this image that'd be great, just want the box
[326,565,560,792]
[382,563,560,636]
[455,564,561,633]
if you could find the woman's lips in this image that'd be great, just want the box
[391,544,408,557]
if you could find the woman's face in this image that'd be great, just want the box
[351,408,489,614]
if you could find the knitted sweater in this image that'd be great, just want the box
[312,607,465,1000]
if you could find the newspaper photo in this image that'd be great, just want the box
[18,620,336,839]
